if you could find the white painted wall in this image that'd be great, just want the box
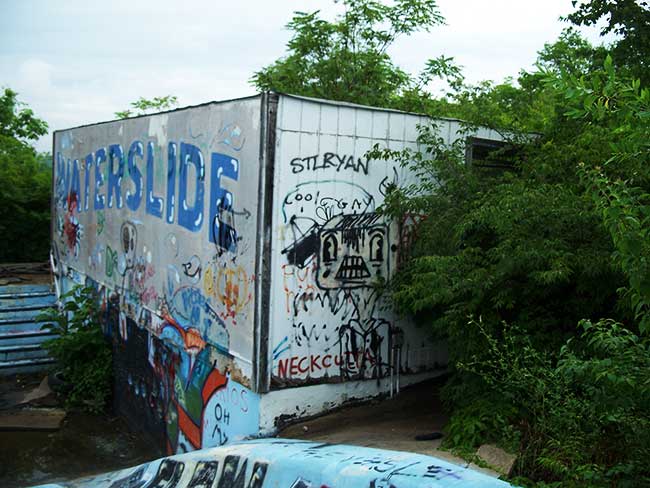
[267,95,457,393]
[52,98,265,452]
[53,99,263,377]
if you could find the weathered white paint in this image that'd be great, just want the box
[53,99,262,376]
[258,369,445,433]
[53,98,265,453]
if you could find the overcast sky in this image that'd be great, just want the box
[1,0,611,152]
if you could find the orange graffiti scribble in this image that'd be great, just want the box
[203,264,252,324]
[281,262,318,313]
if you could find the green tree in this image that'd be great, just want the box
[251,3,650,481]
[375,33,623,351]
[0,88,48,141]
[251,0,458,109]
[567,0,650,83]
[0,88,51,262]
[560,54,650,334]
[115,95,179,119]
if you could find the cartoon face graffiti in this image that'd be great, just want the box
[118,221,138,274]
[317,213,389,289]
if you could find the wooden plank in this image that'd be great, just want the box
[0,408,66,431]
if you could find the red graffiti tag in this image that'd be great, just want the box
[277,351,377,378]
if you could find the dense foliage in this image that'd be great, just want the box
[0,88,50,262]
[256,0,650,485]
[39,285,112,413]
[567,0,650,84]
[455,318,650,486]
[372,18,650,488]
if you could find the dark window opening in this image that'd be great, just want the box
[466,137,521,171]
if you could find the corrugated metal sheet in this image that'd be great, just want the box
[0,283,57,374]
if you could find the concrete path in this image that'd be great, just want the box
[279,378,502,478]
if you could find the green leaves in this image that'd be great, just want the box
[373,22,650,485]
[115,95,179,119]
[0,89,51,262]
[0,88,48,142]
[40,285,112,413]
[451,318,650,485]
[568,58,650,335]
[567,0,650,85]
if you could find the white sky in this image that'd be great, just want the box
[0,0,611,152]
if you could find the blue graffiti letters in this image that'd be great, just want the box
[209,152,239,252]
[146,142,164,218]
[94,148,106,210]
[178,142,205,232]
[56,142,237,245]
[126,141,144,211]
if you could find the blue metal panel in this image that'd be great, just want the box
[0,283,56,374]
[0,284,53,295]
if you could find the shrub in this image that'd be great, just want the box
[39,285,112,413]
[449,318,650,486]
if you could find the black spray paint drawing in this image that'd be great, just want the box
[278,179,402,383]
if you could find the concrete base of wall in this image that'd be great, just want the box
[258,368,448,433]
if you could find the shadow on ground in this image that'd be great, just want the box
[280,377,450,455]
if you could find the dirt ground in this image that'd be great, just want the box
[0,373,161,488]
[280,378,449,455]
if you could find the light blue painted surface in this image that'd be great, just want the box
[32,439,514,487]
[0,283,56,374]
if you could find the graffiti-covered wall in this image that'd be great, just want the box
[268,96,448,389]
[52,98,263,453]
[52,93,505,448]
